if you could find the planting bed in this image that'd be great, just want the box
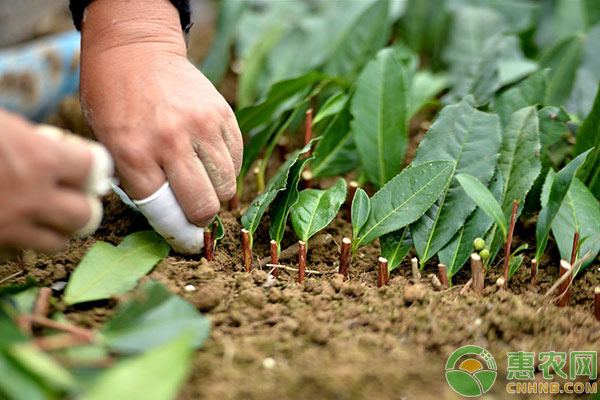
[1,111,599,399]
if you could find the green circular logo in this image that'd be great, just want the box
[445,345,497,397]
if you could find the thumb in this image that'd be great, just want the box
[134,182,205,254]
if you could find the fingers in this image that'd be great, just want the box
[221,117,243,176]
[36,125,114,195]
[35,189,93,234]
[193,138,237,202]
[163,148,220,227]
[4,224,69,254]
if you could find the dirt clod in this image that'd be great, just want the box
[240,287,266,309]
[341,282,365,297]
[403,284,427,304]
[191,285,226,312]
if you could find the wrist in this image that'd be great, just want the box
[80,0,187,59]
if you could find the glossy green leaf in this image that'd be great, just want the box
[313,91,348,125]
[380,227,412,271]
[456,174,507,238]
[238,120,279,183]
[351,188,370,239]
[324,0,390,79]
[410,97,502,268]
[485,107,541,259]
[539,34,585,106]
[311,101,359,178]
[438,173,502,279]
[497,107,541,218]
[536,149,592,261]
[355,160,454,250]
[241,142,313,238]
[201,0,247,83]
[268,155,313,246]
[290,179,347,242]
[64,231,170,305]
[83,333,193,400]
[101,282,210,354]
[574,81,600,197]
[352,47,410,188]
[541,171,600,272]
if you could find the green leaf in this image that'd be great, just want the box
[486,106,541,259]
[399,0,450,65]
[241,142,313,238]
[536,149,592,261]
[380,227,412,271]
[313,91,348,125]
[201,0,247,83]
[238,120,279,183]
[456,174,507,238]
[569,24,600,117]
[409,70,448,117]
[212,215,225,244]
[238,25,287,108]
[82,333,193,400]
[324,0,391,79]
[236,72,325,134]
[290,179,347,242]
[539,34,585,106]
[497,107,541,218]
[438,173,502,279]
[410,96,502,267]
[7,343,77,392]
[507,254,525,281]
[493,69,548,128]
[541,171,600,273]
[311,100,359,178]
[0,351,51,400]
[355,160,454,249]
[352,47,410,188]
[64,231,170,305]
[269,155,313,246]
[101,282,210,354]
[574,81,600,197]
[351,188,370,239]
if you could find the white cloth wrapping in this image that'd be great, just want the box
[133,182,205,254]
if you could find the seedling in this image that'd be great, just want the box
[339,238,351,279]
[470,253,484,295]
[204,229,214,262]
[557,260,572,307]
[270,240,279,278]
[437,263,448,288]
[241,229,252,272]
[530,259,537,289]
[377,257,388,288]
[502,200,519,288]
[298,241,306,283]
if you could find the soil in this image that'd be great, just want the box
[2,8,599,399]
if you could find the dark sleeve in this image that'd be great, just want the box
[69,0,192,34]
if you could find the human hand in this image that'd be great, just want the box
[79,0,242,253]
[0,109,112,253]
